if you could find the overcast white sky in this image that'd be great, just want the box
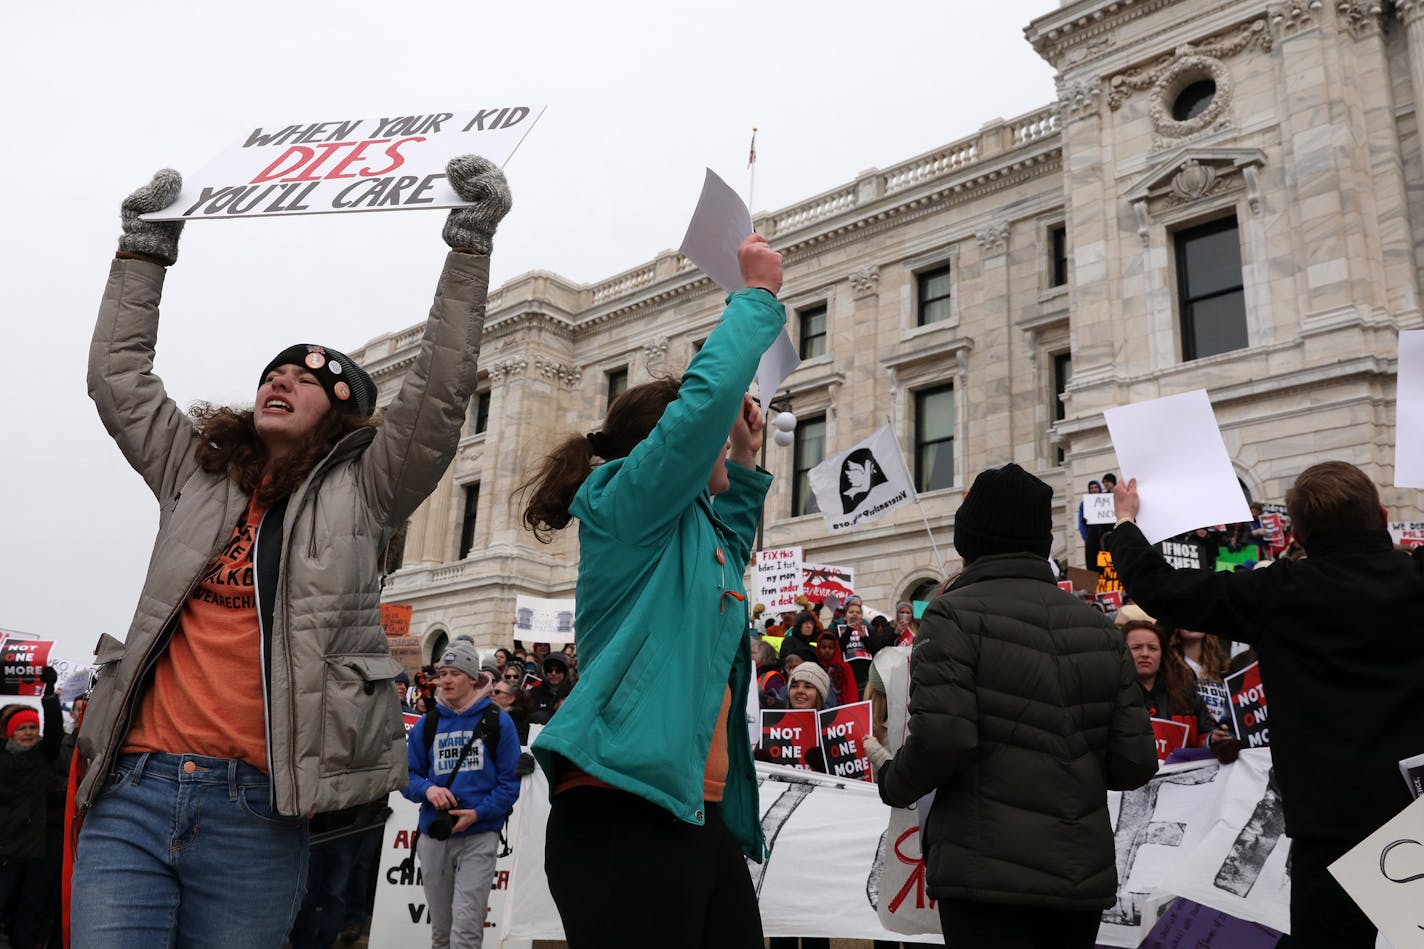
[2,1,1060,663]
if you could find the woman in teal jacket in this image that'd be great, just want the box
[521,235,784,947]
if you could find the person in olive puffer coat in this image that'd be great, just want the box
[869,464,1158,949]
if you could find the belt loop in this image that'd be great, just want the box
[132,752,150,787]
[228,759,240,801]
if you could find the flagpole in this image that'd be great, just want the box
[888,417,947,576]
[747,127,758,216]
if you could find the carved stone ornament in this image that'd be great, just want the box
[487,356,528,383]
[1057,80,1103,121]
[849,266,880,299]
[642,335,670,363]
[1336,0,1384,38]
[1270,0,1323,38]
[1169,160,1219,204]
[1148,55,1233,142]
[975,221,1011,256]
[1107,20,1270,111]
[534,355,582,388]
[1401,0,1424,29]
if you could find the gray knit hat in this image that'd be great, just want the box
[787,661,831,705]
[437,641,483,681]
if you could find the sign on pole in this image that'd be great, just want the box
[143,106,545,221]
[806,424,916,534]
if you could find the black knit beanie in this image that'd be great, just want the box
[259,344,377,417]
[953,463,1054,560]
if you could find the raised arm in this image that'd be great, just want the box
[355,156,510,527]
[86,171,200,503]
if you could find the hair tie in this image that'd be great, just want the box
[586,431,612,458]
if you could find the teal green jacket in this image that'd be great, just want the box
[531,288,785,860]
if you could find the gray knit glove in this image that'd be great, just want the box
[442,155,511,254]
[118,169,185,266]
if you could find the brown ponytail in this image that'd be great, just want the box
[519,378,682,542]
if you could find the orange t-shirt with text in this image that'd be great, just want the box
[125,493,270,770]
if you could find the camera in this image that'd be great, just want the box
[427,813,455,841]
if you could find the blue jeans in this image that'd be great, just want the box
[71,752,309,949]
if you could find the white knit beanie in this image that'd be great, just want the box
[787,661,831,704]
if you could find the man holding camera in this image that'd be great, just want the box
[405,641,522,948]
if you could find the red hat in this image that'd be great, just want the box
[5,708,39,739]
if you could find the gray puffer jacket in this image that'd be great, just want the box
[877,552,1158,910]
[78,251,489,818]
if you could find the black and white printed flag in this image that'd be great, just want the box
[807,424,916,533]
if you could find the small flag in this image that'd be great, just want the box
[748,127,758,168]
[807,424,917,533]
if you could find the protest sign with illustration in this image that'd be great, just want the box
[806,425,917,533]
[1,637,55,697]
[1150,717,1191,762]
[759,709,818,770]
[803,563,855,603]
[818,701,874,782]
[1096,550,1123,594]
[753,547,804,612]
[1226,661,1269,748]
[144,106,545,221]
[513,595,575,644]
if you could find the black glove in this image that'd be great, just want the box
[118,170,185,266]
[41,666,58,696]
[442,155,511,254]
[515,752,537,778]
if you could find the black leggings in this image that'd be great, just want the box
[546,785,763,948]
[938,899,1102,949]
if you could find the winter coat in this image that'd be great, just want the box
[404,697,521,837]
[877,552,1158,909]
[78,251,490,818]
[531,288,784,861]
[0,695,63,861]
[1108,520,1424,839]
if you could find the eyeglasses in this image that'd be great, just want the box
[503,673,521,681]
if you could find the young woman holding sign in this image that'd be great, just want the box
[72,156,510,947]
[521,234,784,948]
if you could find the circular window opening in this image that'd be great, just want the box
[1172,79,1217,122]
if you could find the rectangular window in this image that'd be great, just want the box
[1176,216,1247,361]
[917,264,953,326]
[1053,352,1072,466]
[458,483,480,559]
[472,390,491,434]
[1049,224,1068,287]
[915,386,955,492]
[606,368,628,410]
[791,415,827,517]
[798,303,828,360]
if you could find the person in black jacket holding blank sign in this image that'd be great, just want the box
[1107,461,1424,949]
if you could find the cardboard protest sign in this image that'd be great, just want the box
[380,602,413,637]
[1226,661,1269,748]
[753,547,804,612]
[1104,389,1252,542]
[807,424,917,533]
[401,711,422,735]
[803,563,854,603]
[1389,520,1424,549]
[1083,492,1117,525]
[513,595,575,644]
[1150,717,1191,762]
[1329,793,1424,946]
[1065,566,1100,593]
[1096,550,1123,594]
[386,636,423,682]
[1,638,54,697]
[818,701,874,782]
[143,107,545,221]
[759,709,818,769]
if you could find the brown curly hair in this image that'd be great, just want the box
[1122,619,1195,713]
[191,403,380,507]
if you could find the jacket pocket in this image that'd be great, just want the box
[319,654,406,776]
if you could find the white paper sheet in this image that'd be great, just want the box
[1083,493,1117,525]
[678,168,753,294]
[1329,794,1424,948]
[756,329,800,414]
[1104,389,1252,543]
[1396,330,1424,488]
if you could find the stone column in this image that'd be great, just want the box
[1398,0,1424,172]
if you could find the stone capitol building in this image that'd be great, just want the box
[352,0,1423,662]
